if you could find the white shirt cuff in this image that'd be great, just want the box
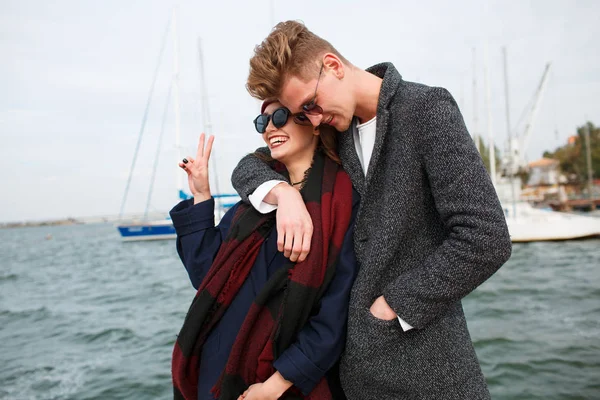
[397,316,414,332]
[248,180,286,214]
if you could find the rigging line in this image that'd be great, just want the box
[119,15,172,219]
[144,78,174,219]
[512,86,537,136]
[550,67,559,140]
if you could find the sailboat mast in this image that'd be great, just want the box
[503,47,517,218]
[584,120,594,200]
[172,8,183,200]
[472,48,480,153]
[484,45,496,185]
[197,38,221,208]
[144,81,173,220]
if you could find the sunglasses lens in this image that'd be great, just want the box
[304,104,323,115]
[293,113,312,126]
[272,108,289,128]
[255,115,268,133]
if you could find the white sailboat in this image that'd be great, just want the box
[116,12,238,241]
[488,48,600,242]
[495,181,600,242]
[116,10,179,241]
[507,203,600,242]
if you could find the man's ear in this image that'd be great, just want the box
[323,53,345,80]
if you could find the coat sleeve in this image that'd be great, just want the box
[169,198,238,289]
[272,191,360,395]
[230,147,288,203]
[382,87,512,329]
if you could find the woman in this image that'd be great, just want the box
[170,100,359,400]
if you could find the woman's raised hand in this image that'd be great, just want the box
[179,133,214,204]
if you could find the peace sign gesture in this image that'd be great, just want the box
[179,133,214,204]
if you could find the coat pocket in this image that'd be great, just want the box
[363,308,402,334]
[340,309,408,397]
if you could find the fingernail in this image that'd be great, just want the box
[182,158,188,164]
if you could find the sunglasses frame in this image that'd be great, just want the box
[253,106,312,134]
[301,63,325,116]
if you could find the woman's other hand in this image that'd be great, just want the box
[237,372,292,400]
[238,383,277,400]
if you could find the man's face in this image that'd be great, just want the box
[278,65,355,133]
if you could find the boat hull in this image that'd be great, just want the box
[505,203,600,242]
[116,220,176,241]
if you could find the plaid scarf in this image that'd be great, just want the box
[172,151,353,400]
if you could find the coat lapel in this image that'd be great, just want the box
[363,63,402,187]
[338,63,403,194]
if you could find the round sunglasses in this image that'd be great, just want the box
[253,107,312,134]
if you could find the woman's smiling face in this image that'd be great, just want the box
[261,101,319,164]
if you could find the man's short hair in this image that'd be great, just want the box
[246,20,348,100]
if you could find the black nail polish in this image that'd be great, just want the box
[182,158,188,164]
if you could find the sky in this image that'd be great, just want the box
[1,0,599,222]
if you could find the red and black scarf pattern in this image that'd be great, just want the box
[172,150,353,400]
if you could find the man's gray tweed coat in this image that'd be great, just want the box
[231,63,512,400]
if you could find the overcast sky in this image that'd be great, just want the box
[1,0,599,222]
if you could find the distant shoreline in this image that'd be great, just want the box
[0,212,171,229]
[0,218,82,229]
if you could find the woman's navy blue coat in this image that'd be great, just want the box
[170,191,359,400]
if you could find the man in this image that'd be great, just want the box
[232,20,511,400]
